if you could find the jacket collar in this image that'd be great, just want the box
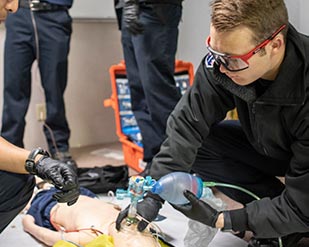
[257,24,306,106]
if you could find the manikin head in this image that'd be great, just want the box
[208,0,289,85]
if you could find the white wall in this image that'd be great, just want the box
[177,0,210,71]
[63,20,123,148]
[299,0,309,34]
[69,0,115,19]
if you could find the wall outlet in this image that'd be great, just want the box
[36,103,46,121]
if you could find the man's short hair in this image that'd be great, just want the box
[210,0,288,44]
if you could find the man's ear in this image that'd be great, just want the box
[271,35,284,51]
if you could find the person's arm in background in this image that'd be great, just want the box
[150,60,235,179]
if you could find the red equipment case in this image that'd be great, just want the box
[104,60,194,172]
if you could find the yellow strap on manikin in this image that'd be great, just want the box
[53,233,171,247]
[53,240,78,247]
[85,234,114,247]
[53,235,114,247]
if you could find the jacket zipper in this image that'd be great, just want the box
[250,103,269,156]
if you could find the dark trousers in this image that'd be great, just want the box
[1,8,72,155]
[192,120,288,204]
[0,172,35,233]
[121,4,182,162]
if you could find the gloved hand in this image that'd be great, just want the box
[35,156,80,206]
[123,0,144,35]
[116,192,163,231]
[172,190,220,227]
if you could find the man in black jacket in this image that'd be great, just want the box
[116,0,309,246]
[114,0,183,175]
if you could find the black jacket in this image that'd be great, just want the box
[150,24,309,237]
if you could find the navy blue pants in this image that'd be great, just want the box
[0,172,35,233]
[1,8,72,155]
[121,4,182,162]
[192,120,288,204]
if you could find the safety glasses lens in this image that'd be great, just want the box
[211,52,248,71]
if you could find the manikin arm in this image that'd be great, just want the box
[22,215,62,246]
[22,215,94,246]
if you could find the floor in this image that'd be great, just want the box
[0,141,281,247]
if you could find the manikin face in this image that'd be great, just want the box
[0,0,19,22]
[208,24,285,86]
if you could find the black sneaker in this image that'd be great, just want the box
[52,151,78,172]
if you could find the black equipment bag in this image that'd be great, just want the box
[77,165,128,194]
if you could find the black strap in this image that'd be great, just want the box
[221,211,240,234]
[25,147,49,174]
[221,211,233,232]
[19,0,68,11]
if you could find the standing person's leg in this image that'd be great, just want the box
[192,120,288,204]
[136,4,182,161]
[1,10,35,147]
[121,24,147,151]
[121,4,182,166]
[121,16,154,166]
[0,171,35,233]
[36,11,74,165]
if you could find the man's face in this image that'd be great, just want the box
[209,24,283,86]
[0,0,19,23]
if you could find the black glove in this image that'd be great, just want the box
[35,156,80,206]
[116,192,163,231]
[172,190,220,227]
[123,0,144,35]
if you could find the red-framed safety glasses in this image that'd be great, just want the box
[206,24,286,72]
